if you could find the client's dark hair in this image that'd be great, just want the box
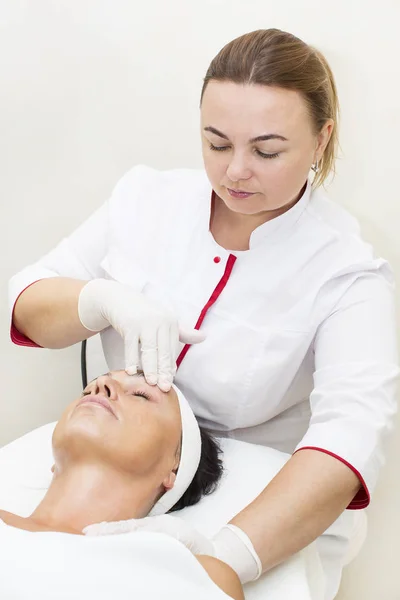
[169,428,224,512]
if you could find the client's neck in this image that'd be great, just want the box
[29,463,158,534]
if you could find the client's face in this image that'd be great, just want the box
[52,371,182,482]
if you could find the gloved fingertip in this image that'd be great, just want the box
[178,328,207,345]
[193,331,207,343]
[125,365,138,376]
[82,523,105,536]
[146,374,157,386]
[158,379,172,392]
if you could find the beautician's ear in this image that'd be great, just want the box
[163,471,177,491]
[315,118,334,159]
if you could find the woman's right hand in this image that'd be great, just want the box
[78,279,205,391]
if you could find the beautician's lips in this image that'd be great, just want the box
[76,394,117,418]
[227,188,256,199]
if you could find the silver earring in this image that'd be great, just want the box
[311,159,320,173]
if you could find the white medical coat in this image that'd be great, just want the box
[9,165,399,509]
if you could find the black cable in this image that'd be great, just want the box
[81,339,88,388]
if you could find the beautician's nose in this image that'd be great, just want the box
[226,151,252,183]
[93,375,119,402]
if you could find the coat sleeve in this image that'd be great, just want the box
[8,201,110,346]
[8,164,162,347]
[294,265,399,508]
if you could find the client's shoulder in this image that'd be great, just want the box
[0,509,28,530]
[196,555,244,600]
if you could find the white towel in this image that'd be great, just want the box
[0,517,324,600]
[0,519,231,599]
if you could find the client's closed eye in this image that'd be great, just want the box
[132,391,151,401]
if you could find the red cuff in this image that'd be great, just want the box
[294,446,370,510]
[10,281,42,348]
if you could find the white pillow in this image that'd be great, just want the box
[0,421,289,523]
[0,422,324,600]
[178,434,289,535]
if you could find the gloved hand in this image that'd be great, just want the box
[84,515,214,554]
[83,514,262,584]
[78,279,205,391]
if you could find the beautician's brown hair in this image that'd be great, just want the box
[200,28,340,188]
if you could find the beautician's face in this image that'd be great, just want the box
[201,81,332,215]
[52,371,181,479]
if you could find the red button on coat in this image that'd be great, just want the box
[213,256,221,263]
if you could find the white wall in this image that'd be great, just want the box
[0,1,399,597]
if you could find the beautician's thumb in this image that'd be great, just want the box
[178,327,206,345]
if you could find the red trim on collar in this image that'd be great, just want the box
[294,446,370,509]
[176,254,237,368]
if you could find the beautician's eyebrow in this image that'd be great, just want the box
[204,126,288,143]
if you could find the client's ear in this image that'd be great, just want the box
[51,464,55,473]
[162,471,176,491]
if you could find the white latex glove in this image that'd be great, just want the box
[78,279,205,391]
[83,514,262,584]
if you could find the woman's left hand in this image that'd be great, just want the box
[83,514,262,584]
[83,514,214,555]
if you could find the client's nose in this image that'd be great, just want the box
[94,375,118,401]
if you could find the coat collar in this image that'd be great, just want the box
[202,176,312,251]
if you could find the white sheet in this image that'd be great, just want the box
[0,422,326,600]
[0,519,232,599]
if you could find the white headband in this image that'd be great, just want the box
[148,384,201,516]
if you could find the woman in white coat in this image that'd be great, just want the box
[9,28,398,599]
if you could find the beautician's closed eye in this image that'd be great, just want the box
[208,143,280,160]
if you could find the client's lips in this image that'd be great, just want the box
[76,394,117,418]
